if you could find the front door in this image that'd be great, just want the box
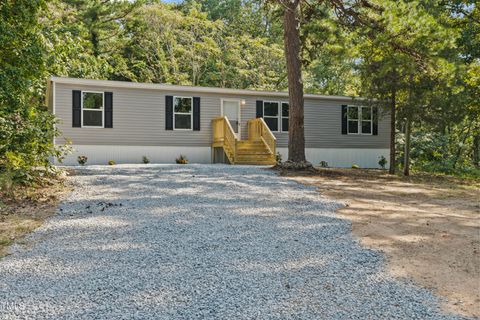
[222,100,241,138]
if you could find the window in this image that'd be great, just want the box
[174,97,193,130]
[82,92,103,127]
[347,106,359,134]
[347,106,373,135]
[281,102,289,132]
[361,106,372,134]
[263,101,279,131]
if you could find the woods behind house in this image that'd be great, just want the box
[0,0,478,189]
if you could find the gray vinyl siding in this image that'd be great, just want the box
[302,99,389,148]
[56,83,220,146]
[240,98,390,149]
[54,82,390,149]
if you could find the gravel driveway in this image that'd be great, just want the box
[0,165,469,319]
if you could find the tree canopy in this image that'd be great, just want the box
[0,0,478,186]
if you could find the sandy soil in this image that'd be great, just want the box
[285,169,480,318]
[0,177,69,258]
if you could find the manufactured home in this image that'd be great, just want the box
[47,77,390,167]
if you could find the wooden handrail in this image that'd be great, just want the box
[224,116,237,141]
[247,118,276,156]
[258,117,277,143]
[212,116,237,163]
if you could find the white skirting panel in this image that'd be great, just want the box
[277,148,390,168]
[58,145,212,165]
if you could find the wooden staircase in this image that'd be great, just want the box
[212,117,276,165]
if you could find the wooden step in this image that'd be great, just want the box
[235,160,276,165]
[236,150,271,155]
[237,140,263,144]
[236,146,268,150]
[235,156,274,162]
[236,153,275,159]
[236,151,272,156]
[237,150,271,154]
[237,149,270,154]
[237,144,269,149]
[236,142,266,146]
[237,142,265,147]
[234,138,274,164]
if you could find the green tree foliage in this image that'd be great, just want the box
[61,0,141,57]
[41,2,111,80]
[341,0,479,175]
[184,0,281,39]
[121,3,286,89]
[1,0,478,187]
[0,0,66,188]
[0,0,46,111]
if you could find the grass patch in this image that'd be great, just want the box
[0,174,70,258]
[0,237,12,246]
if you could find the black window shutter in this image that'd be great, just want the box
[165,95,173,130]
[72,90,81,127]
[104,92,113,128]
[372,106,378,135]
[341,105,347,134]
[193,97,200,131]
[256,100,263,118]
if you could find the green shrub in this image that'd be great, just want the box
[142,155,150,164]
[378,156,387,169]
[276,152,282,164]
[0,170,15,197]
[108,160,116,165]
[77,156,88,165]
[352,164,360,169]
[175,155,188,164]
[0,111,70,189]
[319,161,329,168]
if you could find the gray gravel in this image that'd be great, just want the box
[0,164,470,319]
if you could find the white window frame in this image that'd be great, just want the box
[360,106,373,135]
[281,102,289,133]
[81,91,104,128]
[347,105,373,135]
[173,96,193,131]
[263,101,280,132]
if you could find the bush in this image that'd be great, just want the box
[378,156,387,169]
[108,160,116,165]
[319,161,329,168]
[142,155,150,164]
[175,155,188,164]
[77,155,88,165]
[0,111,70,187]
[352,164,360,169]
[276,152,282,164]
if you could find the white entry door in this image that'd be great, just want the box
[222,100,241,138]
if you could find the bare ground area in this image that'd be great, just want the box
[0,165,470,319]
[0,177,70,258]
[283,168,480,318]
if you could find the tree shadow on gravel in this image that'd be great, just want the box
[0,165,470,319]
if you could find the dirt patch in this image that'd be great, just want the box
[284,168,480,318]
[0,176,71,258]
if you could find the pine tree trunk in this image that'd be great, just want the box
[452,123,473,169]
[282,0,307,164]
[403,117,411,176]
[91,30,99,57]
[389,85,396,174]
[473,132,480,168]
